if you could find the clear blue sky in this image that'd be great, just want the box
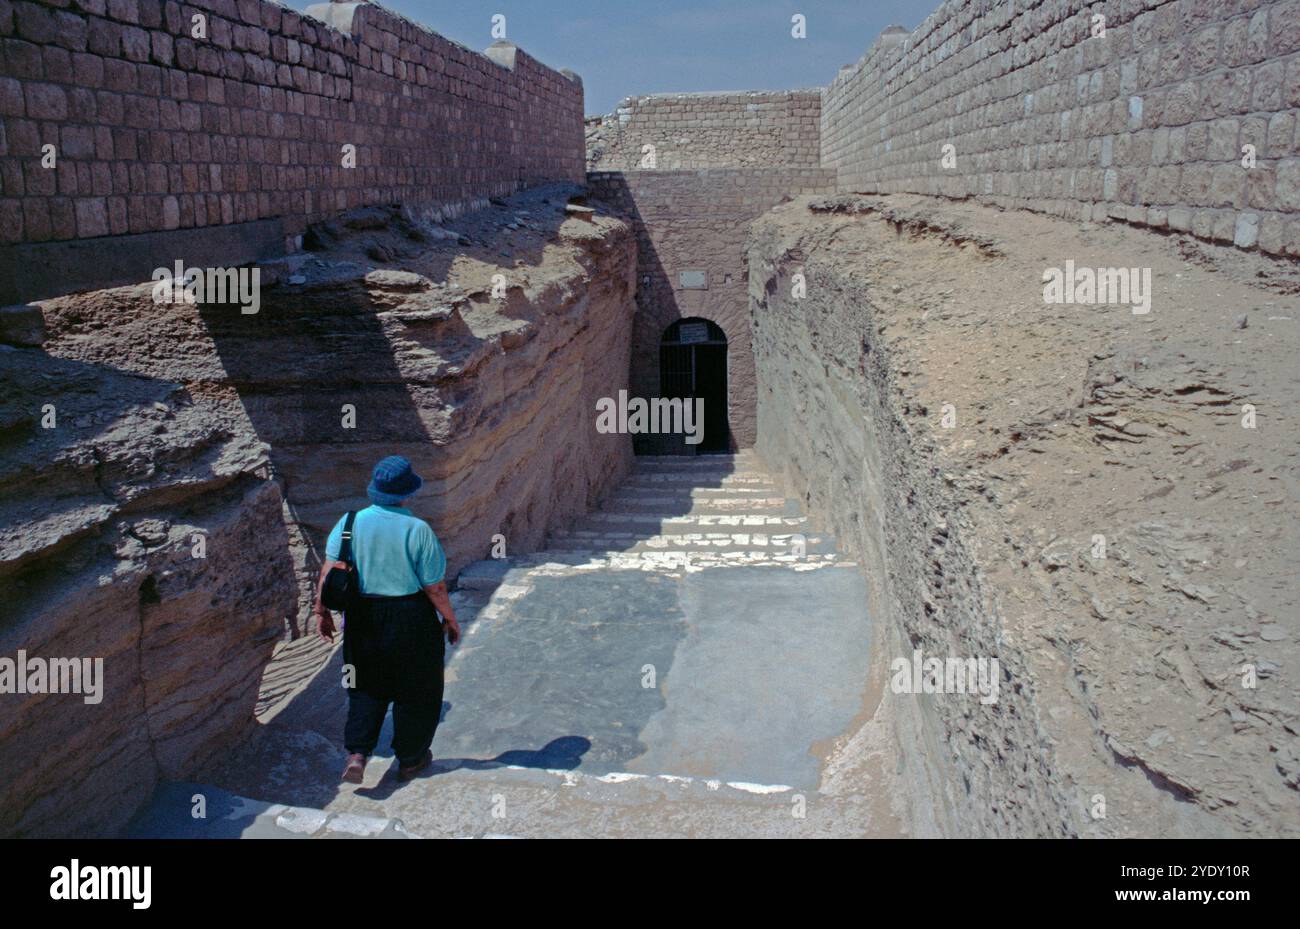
[300,1,933,116]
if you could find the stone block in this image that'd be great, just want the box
[1233,211,1259,247]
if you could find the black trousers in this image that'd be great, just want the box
[342,591,445,766]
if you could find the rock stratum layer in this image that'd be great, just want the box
[0,183,637,836]
[748,193,1300,837]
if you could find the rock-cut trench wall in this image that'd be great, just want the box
[747,192,1300,839]
[0,0,610,839]
[747,206,1073,838]
[0,189,638,837]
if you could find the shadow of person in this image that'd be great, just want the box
[490,735,591,771]
[356,735,592,797]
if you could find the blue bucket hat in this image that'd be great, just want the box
[367,455,423,505]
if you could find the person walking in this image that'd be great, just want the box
[314,455,461,784]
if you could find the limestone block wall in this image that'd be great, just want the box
[822,0,1300,255]
[586,90,822,171]
[0,0,585,300]
[588,167,833,450]
[585,91,831,452]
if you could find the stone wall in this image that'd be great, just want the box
[586,90,822,171]
[588,167,833,450]
[585,91,830,452]
[821,0,1300,256]
[0,0,586,302]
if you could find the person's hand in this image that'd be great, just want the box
[317,608,336,643]
[443,617,461,646]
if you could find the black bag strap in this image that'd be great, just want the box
[338,511,357,565]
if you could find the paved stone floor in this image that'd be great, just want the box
[131,453,899,838]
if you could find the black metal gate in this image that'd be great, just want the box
[658,318,729,454]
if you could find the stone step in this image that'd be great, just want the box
[544,546,843,560]
[631,455,763,472]
[456,552,858,589]
[191,718,894,838]
[600,498,800,519]
[629,467,767,479]
[550,527,820,541]
[611,486,786,498]
[623,474,779,488]
[546,530,835,554]
[630,471,773,486]
[511,550,857,570]
[457,533,850,594]
[578,512,810,528]
[125,781,416,839]
[634,453,757,463]
[631,457,767,469]
[603,493,785,509]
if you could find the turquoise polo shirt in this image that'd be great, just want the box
[325,505,447,596]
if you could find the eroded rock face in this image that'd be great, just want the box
[0,346,295,837]
[0,185,638,835]
[748,194,1300,838]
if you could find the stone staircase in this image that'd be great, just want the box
[132,452,894,838]
[464,451,853,577]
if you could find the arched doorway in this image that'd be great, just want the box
[659,318,730,454]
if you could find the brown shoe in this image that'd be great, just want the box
[397,750,432,781]
[342,753,367,784]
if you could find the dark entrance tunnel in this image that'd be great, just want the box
[657,318,730,455]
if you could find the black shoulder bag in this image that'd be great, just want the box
[321,511,359,611]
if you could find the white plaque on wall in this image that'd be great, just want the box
[678,322,710,343]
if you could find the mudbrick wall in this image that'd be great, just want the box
[821,0,1300,256]
[0,184,638,836]
[585,90,822,171]
[588,167,833,450]
[0,0,586,302]
[749,193,1300,837]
